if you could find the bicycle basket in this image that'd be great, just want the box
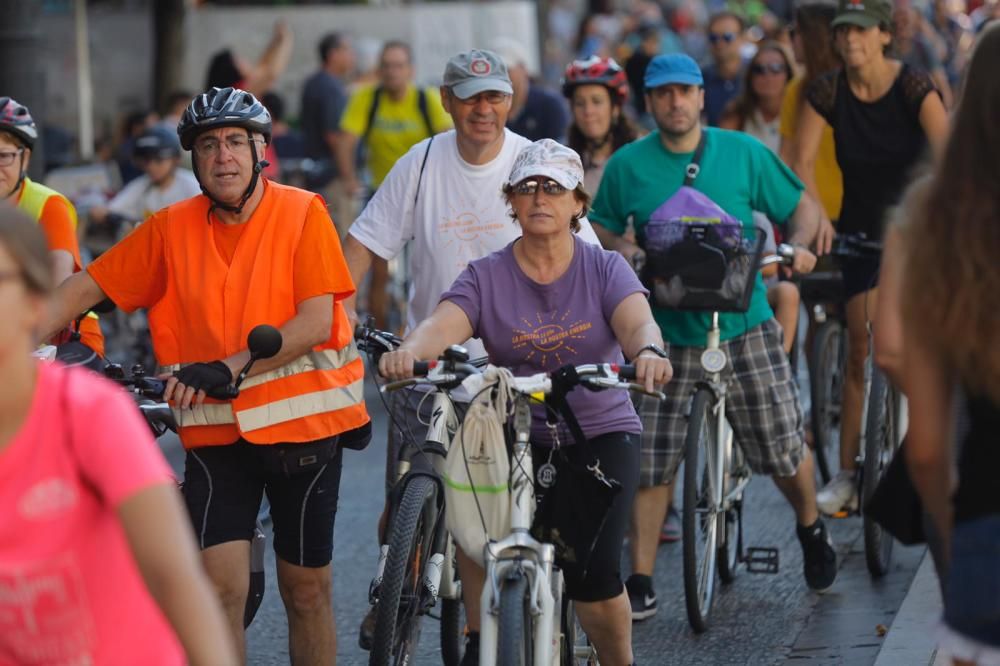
[640,222,765,313]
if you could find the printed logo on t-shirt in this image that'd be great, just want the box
[511,310,593,369]
[0,553,95,663]
[18,478,78,521]
[438,202,508,266]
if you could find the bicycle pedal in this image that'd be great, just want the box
[745,547,780,574]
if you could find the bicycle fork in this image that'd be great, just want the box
[480,399,557,666]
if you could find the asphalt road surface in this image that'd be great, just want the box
[158,377,924,666]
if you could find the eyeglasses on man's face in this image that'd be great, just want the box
[193,134,262,158]
[513,178,569,196]
[0,148,25,168]
[455,91,511,106]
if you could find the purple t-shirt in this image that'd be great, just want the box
[442,234,646,445]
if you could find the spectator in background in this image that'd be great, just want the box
[624,22,664,127]
[204,20,293,99]
[779,2,842,228]
[492,37,571,142]
[337,40,452,329]
[702,11,750,126]
[562,56,639,196]
[720,42,794,152]
[928,0,974,86]
[895,5,955,107]
[301,32,356,235]
[261,91,305,163]
[89,126,200,226]
[116,110,159,185]
[159,90,193,130]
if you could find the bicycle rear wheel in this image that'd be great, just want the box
[683,388,720,633]
[370,475,438,666]
[863,369,897,577]
[559,594,599,666]
[810,320,844,484]
[497,570,533,666]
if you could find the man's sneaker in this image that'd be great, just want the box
[659,505,681,544]
[460,631,480,666]
[816,470,859,515]
[625,574,658,621]
[358,605,376,651]
[797,519,837,592]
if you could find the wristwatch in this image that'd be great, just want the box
[636,343,668,359]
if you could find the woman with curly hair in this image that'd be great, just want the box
[899,23,1000,666]
[562,56,640,197]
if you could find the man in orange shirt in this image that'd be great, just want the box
[41,87,368,662]
[1,97,104,363]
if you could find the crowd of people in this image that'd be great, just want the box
[1,1,999,665]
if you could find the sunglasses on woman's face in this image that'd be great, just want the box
[751,62,787,76]
[513,179,569,196]
[709,31,737,44]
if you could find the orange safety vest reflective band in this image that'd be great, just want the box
[149,182,368,448]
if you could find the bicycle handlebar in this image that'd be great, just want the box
[830,233,883,258]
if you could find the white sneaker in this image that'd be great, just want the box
[816,471,859,515]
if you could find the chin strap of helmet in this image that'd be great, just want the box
[193,130,270,218]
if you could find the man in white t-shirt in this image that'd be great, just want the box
[344,48,598,349]
[343,48,599,659]
[91,126,201,226]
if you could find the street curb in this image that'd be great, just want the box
[873,551,942,666]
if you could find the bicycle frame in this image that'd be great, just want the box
[372,389,463,612]
[697,313,748,560]
[480,397,559,666]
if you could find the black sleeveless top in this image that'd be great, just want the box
[806,64,937,240]
[954,393,1000,523]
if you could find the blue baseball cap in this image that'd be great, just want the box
[644,54,704,89]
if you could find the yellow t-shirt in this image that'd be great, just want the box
[339,84,452,187]
[780,76,843,221]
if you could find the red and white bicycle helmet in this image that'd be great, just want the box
[0,97,38,148]
[561,57,629,105]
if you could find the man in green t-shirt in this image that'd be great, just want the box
[590,53,836,619]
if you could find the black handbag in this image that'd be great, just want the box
[863,439,927,545]
[529,366,622,576]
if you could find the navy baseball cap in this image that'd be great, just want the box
[644,54,704,89]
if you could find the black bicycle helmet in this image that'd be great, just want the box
[0,96,38,149]
[133,125,182,160]
[177,87,272,215]
[177,87,271,151]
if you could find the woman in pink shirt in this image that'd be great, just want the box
[0,205,235,665]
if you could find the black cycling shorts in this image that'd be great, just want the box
[182,437,343,568]
[532,431,639,603]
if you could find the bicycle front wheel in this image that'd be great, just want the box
[683,388,720,633]
[810,320,844,484]
[863,369,897,577]
[370,474,437,666]
[439,597,465,666]
[497,571,533,666]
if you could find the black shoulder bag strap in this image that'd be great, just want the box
[417,88,434,138]
[362,86,383,144]
[413,135,434,208]
[683,131,707,187]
